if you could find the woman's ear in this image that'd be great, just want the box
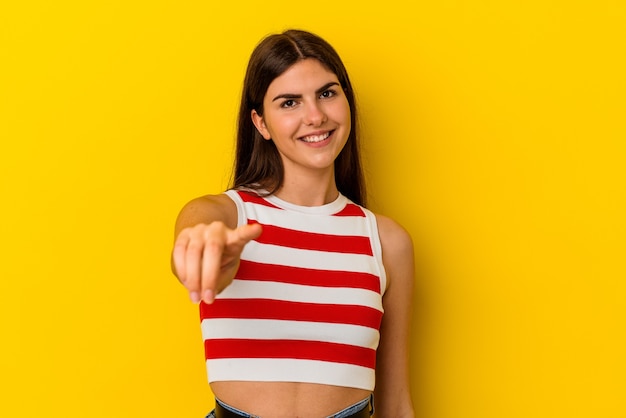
[251,109,271,140]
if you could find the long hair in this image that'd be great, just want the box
[231,29,367,207]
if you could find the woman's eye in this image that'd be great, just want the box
[281,99,297,108]
[320,89,336,99]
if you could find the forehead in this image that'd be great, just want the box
[265,59,340,96]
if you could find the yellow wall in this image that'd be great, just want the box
[1,1,624,417]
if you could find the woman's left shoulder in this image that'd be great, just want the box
[373,213,414,292]
[374,214,414,255]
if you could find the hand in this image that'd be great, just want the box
[172,221,262,304]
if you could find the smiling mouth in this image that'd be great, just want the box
[299,131,333,143]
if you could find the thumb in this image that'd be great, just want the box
[232,222,263,245]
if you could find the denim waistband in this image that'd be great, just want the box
[206,393,373,418]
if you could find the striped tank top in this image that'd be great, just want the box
[199,189,387,391]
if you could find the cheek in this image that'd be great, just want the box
[335,95,350,116]
[268,115,300,137]
[336,100,351,127]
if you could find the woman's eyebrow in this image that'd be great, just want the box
[316,82,340,95]
[271,82,340,102]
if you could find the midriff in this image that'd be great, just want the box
[210,381,370,417]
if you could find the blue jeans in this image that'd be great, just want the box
[205,394,374,418]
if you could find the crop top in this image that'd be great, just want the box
[199,189,387,391]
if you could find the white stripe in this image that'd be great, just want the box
[242,240,379,275]
[201,319,380,349]
[206,358,375,391]
[217,280,383,309]
[244,201,372,236]
[264,192,349,215]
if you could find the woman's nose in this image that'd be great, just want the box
[303,102,327,126]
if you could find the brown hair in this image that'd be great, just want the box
[231,29,366,207]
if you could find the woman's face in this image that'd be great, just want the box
[251,59,351,177]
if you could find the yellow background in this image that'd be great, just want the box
[1,1,624,417]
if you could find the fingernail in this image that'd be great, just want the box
[189,291,201,303]
[202,289,215,304]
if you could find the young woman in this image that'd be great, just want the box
[172,29,415,418]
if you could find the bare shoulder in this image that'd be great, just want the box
[174,193,237,237]
[375,214,414,265]
[374,214,415,291]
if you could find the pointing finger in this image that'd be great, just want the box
[200,223,228,304]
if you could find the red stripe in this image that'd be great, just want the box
[252,222,373,256]
[236,260,381,293]
[204,339,376,369]
[333,204,366,217]
[200,299,383,330]
[237,190,282,209]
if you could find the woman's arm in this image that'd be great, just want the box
[171,194,261,304]
[374,214,415,418]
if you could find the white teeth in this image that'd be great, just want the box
[300,132,330,143]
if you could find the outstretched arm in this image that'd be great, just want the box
[374,214,415,418]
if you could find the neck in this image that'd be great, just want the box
[274,169,339,207]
